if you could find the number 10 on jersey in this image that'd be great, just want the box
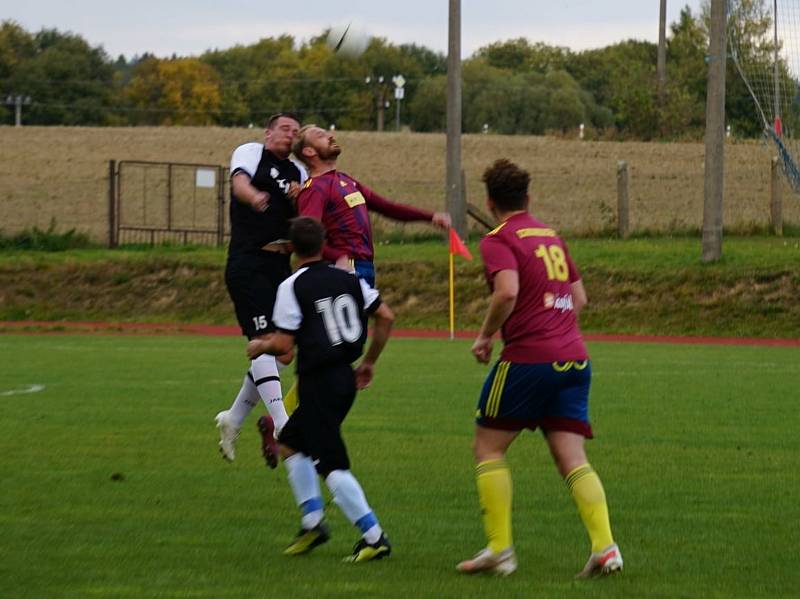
[315,294,362,346]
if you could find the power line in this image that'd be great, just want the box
[21,100,371,116]
[0,75,426,87]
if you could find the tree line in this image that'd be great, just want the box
[0,3,778,139]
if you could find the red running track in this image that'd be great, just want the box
[1,320,799,347]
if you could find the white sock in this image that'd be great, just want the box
[227,373,260,428]
[250,354,288,430]
[326,469,382,543]
[284,453,324,529]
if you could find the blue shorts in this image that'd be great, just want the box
[353,259,376,288]
[476,360,594,438]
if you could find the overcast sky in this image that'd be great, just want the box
[5,1,705,59]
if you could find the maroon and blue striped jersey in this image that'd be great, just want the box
[297,170,434,263]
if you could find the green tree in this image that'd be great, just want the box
[568,40,659,137]
[661,6,707,136]
[1,25,117,125]
[204,35,304,127]
[0,21,36,123]
[407,74,446,131]
[476,38,571,73]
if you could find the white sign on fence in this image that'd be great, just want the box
[195,168,216,189]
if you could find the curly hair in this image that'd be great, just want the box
[481,159,530,212]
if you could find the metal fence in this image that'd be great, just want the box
[109,160,230,247]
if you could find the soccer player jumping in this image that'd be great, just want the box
[291,125,451,286]
[457,159,622,578]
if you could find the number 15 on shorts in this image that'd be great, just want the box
[252,315,268,331]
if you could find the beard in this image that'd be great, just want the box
[317,143,342,160]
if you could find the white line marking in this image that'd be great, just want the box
[0,384,46,397]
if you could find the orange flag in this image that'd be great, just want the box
[449,228,472,260]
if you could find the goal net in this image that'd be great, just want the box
[727,0,800,191]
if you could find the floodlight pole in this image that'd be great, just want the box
[702,0,726,262]
[447,0,466,238]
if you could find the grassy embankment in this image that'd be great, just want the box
[2,236,799,338]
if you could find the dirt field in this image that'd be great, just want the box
[1,126,797,242]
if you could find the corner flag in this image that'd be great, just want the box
[449,228,472,339]
[449,228,472,260]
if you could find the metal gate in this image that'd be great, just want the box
[109,160,230,247]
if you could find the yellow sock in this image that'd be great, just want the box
[565,464,615,552]
[475,459,512,553]
[283,382,298,416]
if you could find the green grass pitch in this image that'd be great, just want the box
[0,334,798,598]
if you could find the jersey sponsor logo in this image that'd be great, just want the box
[517,227,556,239]
[343,191,366,208]
[269,166,294,194]
[543,292,574,312]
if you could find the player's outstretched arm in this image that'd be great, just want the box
[431,212,452,229]
[355,302,394,390]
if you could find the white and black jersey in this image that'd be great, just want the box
[228,143,308,256]
[273,261,381,375]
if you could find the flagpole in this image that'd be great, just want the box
[449,251,455,340]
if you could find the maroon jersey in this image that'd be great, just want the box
[479,212,587,363]
[297,170,434,262]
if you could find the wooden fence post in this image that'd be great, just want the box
[108,159,117,248]
[616,160,630,238]
[770,156,783,236]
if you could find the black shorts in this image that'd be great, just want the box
[278,365,356,475]
[225,252,291,339]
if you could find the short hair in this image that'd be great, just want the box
[291,124,318,164]
[289,216,325,258]
[481,159,530,211]
[266,112,300,129]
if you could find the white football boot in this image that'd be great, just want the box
[215,410,240,462]
[576,543,623,578]
[456,547,517,576]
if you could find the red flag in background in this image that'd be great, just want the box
[449,228,472,260]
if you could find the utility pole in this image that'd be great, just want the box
[774,0,781,135]
[702,0,726,262]
[5,95,32,127]
[365,76,389,132]
[657,0,667,109]
[447,0,466,237]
